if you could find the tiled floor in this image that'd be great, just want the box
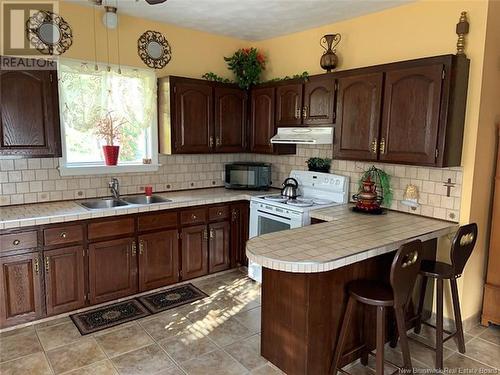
[0,269,498,375]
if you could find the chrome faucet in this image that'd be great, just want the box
[109,178,120,199]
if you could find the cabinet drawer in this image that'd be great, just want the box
[44,225,83,246]
[0,231,37,253]
[208,206,230,221]
[180,208,207,226]
[88,218,135,240]
[138,211,178,232]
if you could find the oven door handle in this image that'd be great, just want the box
[256,209,291,221]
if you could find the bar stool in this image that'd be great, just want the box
[413,223,478,370]
[331,240,423,375]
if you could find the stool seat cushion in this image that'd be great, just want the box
[347,280,394,306]
[420,260,454,279]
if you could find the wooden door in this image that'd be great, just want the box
[303,76,336,125]
[214,87,247,152]
[209,221,231,273]
[250,87,275,154]
[276,83,303,126]
[230,203,250,267]
[0,253,43,327]
[138,230,179,292]
[181,225,208,280]
[88,238,137,305]
[333,73,383,161]
[380,64,444,165]
[44,246,85,315]
[172,80,213,153]
[0,62,61,157]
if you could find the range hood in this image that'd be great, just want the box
[270,127,333,145]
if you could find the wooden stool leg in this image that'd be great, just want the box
[414,275,428,334]
[331,297,356,375]
[395,306,413,370]
[376,306,386,375]
[389,310,399,348]
[361,306,369,365]
[436,278,444,370]
[450,278,466,353]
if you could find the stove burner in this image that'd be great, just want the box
[286,198,314,207]
[263,195,289,203]
[312,198,333,205]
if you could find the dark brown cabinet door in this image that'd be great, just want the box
[44,246,85,316]
[181,225,208,280]
[0,63,61,157]
[230,203,250,267]
[209,221,231,273]
[0,253,43,328]
[334,73,383,161]
[138,230,179,291]
[172,80,213,153]
[89,238,138,305]
[380,64,443,165]
[276,83,303,126]
[250,87,275,154]
[303,77,336,125]
[214,87,247,152]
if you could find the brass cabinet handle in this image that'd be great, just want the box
[12,239,20,246]
[217,210,223,216]
[60,231,67,239]
[231,209,238,222]
[209,228,215,239]
[216,137,221,147]
[45,257,50,273]
[203,229,208,240]
[139,240,144,255]
[380,138,386,154]
[191,214,197,220]
[370,139,378,154]
[209,136,214,148]
[131,241,137,256]
[295,108,300,119]
[34,257,39,275]
[302,106,308,119]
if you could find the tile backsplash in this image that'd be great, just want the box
[0,145,462,222]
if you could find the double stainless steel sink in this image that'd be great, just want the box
[78,195,171,210]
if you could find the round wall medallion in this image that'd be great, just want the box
[26,10,73,55]
[138,30,172,69]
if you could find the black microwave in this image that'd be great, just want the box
[224,162,271,190]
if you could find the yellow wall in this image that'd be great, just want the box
[254,0,491,320]
[58,1,243,79]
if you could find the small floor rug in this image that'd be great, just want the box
[71,299,151,335]
[138,283,208,314]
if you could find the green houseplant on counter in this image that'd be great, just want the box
[359,166,393,207]
[306,157,331,173]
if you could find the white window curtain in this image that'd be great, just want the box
[58,59,157,165]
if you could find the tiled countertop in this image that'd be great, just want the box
[0,188,267,230]
[246,205,458,273]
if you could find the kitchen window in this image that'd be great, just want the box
[57,59,159,176]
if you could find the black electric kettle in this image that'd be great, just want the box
[281,178,299,199]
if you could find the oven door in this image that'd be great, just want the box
[249,202,303,238]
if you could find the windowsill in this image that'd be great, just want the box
[58,163,161,177]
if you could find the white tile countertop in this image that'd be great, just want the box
[246,205,458,273]
[0,188,268,230]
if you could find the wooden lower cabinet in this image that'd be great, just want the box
[0,253,43,327]
[209,221,231,273]
[138,230,179,291]
[181,225,208,280]
[231,203,250,267]
[44,246,85,315]
[88,238,138,305]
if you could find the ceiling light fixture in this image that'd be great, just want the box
[102,6,118,29]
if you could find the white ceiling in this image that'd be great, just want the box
[71,0,413,40]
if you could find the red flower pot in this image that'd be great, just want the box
[102,145,120,166]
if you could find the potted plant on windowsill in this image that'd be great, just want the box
[94,111,128,166]
[306,157,332,173]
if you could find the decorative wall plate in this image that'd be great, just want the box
[26,10,73,55]
[138,30,172,69]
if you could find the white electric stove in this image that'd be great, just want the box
[248,170,349,282]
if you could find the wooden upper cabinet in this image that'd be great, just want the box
[172,79,213,153]
[380,64,443,165]
[138,230,179,291]
[334,73,383,161]
[208,221,231,273]
[250,87,275,154]
[214,87,247,152]
[0,59,61,157]
[44,246,85,316]
[303,76,336,125]
[181,224,208,280]
[276,83,303,126]
[0,253,43,327]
